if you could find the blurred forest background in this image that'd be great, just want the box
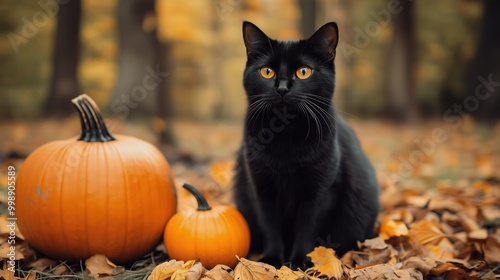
[2,0,499,120]
[0,0,498,173]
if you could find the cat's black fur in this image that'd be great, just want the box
[233,21,380,268]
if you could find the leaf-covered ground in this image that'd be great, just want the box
[0,117,499,279]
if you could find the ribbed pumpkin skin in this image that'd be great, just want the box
[164,205,250,268]
[16,135,177,264]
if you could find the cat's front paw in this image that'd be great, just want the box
[258,254,284,268]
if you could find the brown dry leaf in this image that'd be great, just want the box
[429,263,457,275]
[483,235,500,265]
[171,260,204,280]
[467,229,488,241]
[353,237,392,265]
[408,219,447,246]
[444,268,481,280]
[379,217,409,240]
[480,206,500,221]
[360,237,389,250]
[149,259,185,280]
[0,262,17,280]
[201,264,233,280]
[306,246,343,279]
[27,258,58,271]
[234,257,276,280]
[428,199,463,213]
[85,254,126,279]
[348,263,423,280]
[0,215,24,240]
[51,264,68,275]
[0,243,24,261]
[23,271,36,280]
[459,213,481,233]
[402,256,437,276]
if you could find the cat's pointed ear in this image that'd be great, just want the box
[306,22,339,60]
[242,21,270,55]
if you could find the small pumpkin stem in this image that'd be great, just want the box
[183,183,212,211]
[71,94,116,142]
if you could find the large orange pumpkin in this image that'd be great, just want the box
[164,183,250,268]
[16,94,177,264]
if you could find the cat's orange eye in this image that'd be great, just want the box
[296,66,312,79]
[260,67,275,79]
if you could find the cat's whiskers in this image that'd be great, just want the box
[247,100,268,130]
[302,93,361,119]
[303,99,334,138]
[301,101,322,146]
[297,103,311,140]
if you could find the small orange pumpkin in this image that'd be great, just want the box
[164,183,250,268]
[16,94,177,264]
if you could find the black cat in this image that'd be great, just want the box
[233,21,380,268]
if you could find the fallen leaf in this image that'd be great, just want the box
[23,271,36,280]
[379,218,409,240]
[348,263,423,280]
[403,256,437,276]
[171,260,204,280]
[0,262,16,280]
[483,235,500,265]
[444,268,481,280]
[459,213,481,233]
[51,264,68,276]
[85,254,126,279]
[277,265,307,280]
[408,220,447,246]
[149,259,185,280]
[429,263,457,275]
[0,243,24,260]
[467,229,488,241]
[201,264,233,280]
[234,257,276,280]
[27,258,58,271]
[352,238,392,266]
[480,206,500,221]
[360,237,389,250]
[306,246,343,279]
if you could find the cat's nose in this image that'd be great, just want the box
[276,80,290,95]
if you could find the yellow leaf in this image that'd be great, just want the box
[85,254,125,279]
[234,257,276,280]
[171,260,204,280]
[408,220,447,246]
[148,260,185,280]
[306,246,343,279]
[379,217,409,240]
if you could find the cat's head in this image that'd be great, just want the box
[242,21,339,113]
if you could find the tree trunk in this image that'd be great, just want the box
[44,0,81,117]
[111,0,161,118]
[386,0,419,122]
[469,0,500,121]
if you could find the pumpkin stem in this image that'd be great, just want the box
[71,94,116,142]
[183,183,212,211]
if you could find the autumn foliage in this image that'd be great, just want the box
[1,119,499,279]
